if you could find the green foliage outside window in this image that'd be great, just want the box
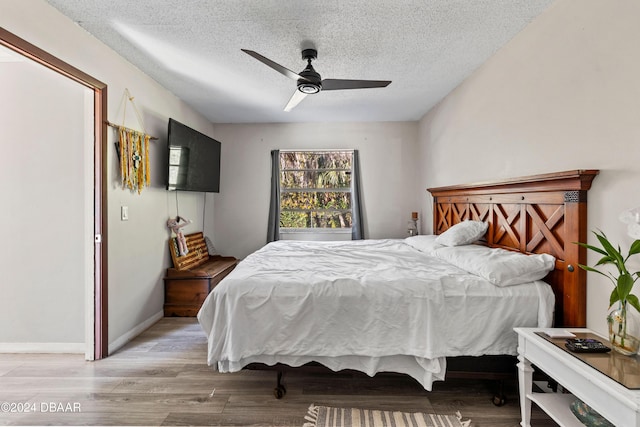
[279,151,352,229]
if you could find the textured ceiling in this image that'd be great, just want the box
[46,0,553,124]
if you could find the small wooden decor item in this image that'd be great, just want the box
[108,89,157,194]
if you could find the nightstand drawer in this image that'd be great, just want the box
[165,278,211,305]
[163,257,237,317]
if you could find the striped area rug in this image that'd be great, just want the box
[303,404,471,427]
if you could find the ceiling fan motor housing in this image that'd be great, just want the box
[297,48,321,93]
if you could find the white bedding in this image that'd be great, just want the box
[197,238,554,390]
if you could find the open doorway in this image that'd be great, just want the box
[0,28,108,360]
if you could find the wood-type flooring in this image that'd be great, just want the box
[0,318,558,426]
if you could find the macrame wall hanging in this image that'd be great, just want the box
[107,89,157,194]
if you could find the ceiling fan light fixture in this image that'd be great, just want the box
[298,82,320,94]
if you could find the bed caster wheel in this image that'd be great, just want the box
[274,385,286,399]
[492,394,506,407]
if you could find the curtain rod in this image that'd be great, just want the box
[105,121,159,140]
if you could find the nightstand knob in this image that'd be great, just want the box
[568,265,575,272]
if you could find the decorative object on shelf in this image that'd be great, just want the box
[607,302,640,355]
[107,88,157,194]
[570,398,614,427]
[575,228,640,355]
[167,216,192,256]
[407,211,418,236]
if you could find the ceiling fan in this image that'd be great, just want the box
[241,48,392,112]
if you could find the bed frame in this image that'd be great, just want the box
[256,170,600,399]
[428,169,599,328]
[427,170,599,403]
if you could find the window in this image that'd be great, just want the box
[278,150,354,232]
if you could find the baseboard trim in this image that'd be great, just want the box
[108,310,164,355]
[0,342,84,353]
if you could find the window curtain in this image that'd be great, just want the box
[351,150,364,240]
[267,149,280,243]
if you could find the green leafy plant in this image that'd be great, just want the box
[575,229,640,312]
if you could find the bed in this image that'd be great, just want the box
[197,169,599,396]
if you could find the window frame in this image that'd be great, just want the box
[278,149,354,235]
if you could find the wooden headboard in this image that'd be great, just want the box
[427,170,599,328]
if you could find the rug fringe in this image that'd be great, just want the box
[456,410,472,427]
[303,403,319,427]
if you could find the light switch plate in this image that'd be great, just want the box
[121,206,129,221]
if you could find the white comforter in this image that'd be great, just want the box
[198,239,554,390]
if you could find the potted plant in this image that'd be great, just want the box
[576,229,640,355]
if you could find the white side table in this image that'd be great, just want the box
[515,327,640,427]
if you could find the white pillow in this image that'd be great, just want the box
[434,244,556,287]
[435,220,488,247]
[404,235,444,255]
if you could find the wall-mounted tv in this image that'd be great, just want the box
[166,118,221,193]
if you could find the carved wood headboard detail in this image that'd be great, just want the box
[428,170,599,328]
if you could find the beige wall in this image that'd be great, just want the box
[417,0,640,335]
[1,0,217,351]
[213,122,420,259]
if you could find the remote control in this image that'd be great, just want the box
[565,338,611,353]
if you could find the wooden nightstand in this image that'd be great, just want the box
[163,255,237,317]
[515,327,640,427]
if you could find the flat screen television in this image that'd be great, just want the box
[166,118,221,192]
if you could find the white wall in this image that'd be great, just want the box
[0,51,89,350]
[417,0,640,336]
[1,0,217,350]
[213,122,419,259]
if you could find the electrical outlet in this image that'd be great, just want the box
[121,206,129,221]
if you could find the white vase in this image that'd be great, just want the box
[607,301,640,356]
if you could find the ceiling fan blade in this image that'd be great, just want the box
[321,79,391,91]
[284,90,308,112]
[241,49,307,82]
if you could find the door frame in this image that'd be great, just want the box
[0,28,108,359]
